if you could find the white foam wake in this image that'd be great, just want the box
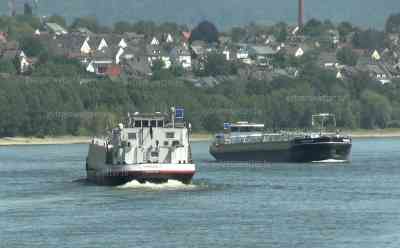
[117,180,196,190]
[312,159,348,163]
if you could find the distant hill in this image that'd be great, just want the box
[0,0,399,29]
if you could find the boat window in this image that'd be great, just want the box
[151,151,159,157]
[134,120,141,127]
[172,140,180,146]
[142,120,149,127]
[150,120,157,127]
[231,127,239,132]
[163,141,169,146]
[128,133,136,140]
[157,120,164,128]
[166,132,175,139]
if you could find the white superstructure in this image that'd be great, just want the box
[86,109,195,185]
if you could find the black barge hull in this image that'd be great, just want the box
[210,137,352,163]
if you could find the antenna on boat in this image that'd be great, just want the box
[171,106,175,128]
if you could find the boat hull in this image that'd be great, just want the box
[210,139,352,163]
[86,164,195,186]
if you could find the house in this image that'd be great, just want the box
[248,45,278,67]
[170,43,191,69]
[45,22,68,36]
[218,35,231,45]
[146,44,171,68]
[235,44,250,63]
[97,38,108,51]
[371,50,381,61]
[221,46,231,61]
[182,31,191,43]
[165,33,174,43]
[387,33,399,46]
[80,37,92,55]
[318,52,340,68]
[150,37,160,46]
[87,48,115,75]
[18,50,36,74]
[190,40,208,59]
[365,64,390,84]
[285,44,310,58]
[264,35,277,45]
[118,38,128,49]
[105,65,122,77]
[0,32,7,43]
[0,41,18,60]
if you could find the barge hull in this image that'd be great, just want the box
[210,142,351,163]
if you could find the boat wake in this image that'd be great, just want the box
[117,180,197,190]
[312,159,348,163]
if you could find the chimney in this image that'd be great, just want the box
[298,0,304,28]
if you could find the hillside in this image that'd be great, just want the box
[0,0,399,29]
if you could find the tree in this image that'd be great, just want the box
[386,13,400,33]
[360,90,392,128]
[303,18,324,37]
[47,15,67,27]
[230,26,246,43]
[352,29,385,50]
[71,16,100,33]
[338,22,354,42]
[24,3,33,16]
[0,59,17,74]
[19,36,46,57]
[204,53,236,76]
[190,21,219,44]
[201,112,224,132]
[336,47,359,66]
[274,22,288,42]
[113,21,132,34]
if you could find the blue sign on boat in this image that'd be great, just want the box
[175,107,184,119]
[224,122,231,129]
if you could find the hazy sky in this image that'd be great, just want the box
[0,0,399,29]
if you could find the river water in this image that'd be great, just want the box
[1,138,400,248]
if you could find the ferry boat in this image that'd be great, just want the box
[210,113,352,163]
[86,107,195,186]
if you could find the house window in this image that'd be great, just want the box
[142,120,149,127]
[134,120,141,127]
[97,66,107,74]
[157,120,164,128]
[166,132,175,139]
[172,140,180,146]
[128,133,137,140]
[150,120,157,127]
[163,141,169,146]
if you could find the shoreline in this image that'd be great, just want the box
[1,131,400,146]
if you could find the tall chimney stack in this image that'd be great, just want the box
[298,0,304,28]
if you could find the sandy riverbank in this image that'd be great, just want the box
[0,134,213,146]
[0,130,399,146]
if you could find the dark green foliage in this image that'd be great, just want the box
[230,27,246,43]
[113,21,132,34]
[190,21,219,44]
[336,47,359,66]
[70,16,101,33]
[204,53,237,76]
[19,36,46,57]
[0,60,17,74]
[47,15,67,27]
[24,3,33,16]
[303,19,325,37]
[352,29,385,50]
[337,22,354,41]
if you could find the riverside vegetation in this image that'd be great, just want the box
[1,11,400,137]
